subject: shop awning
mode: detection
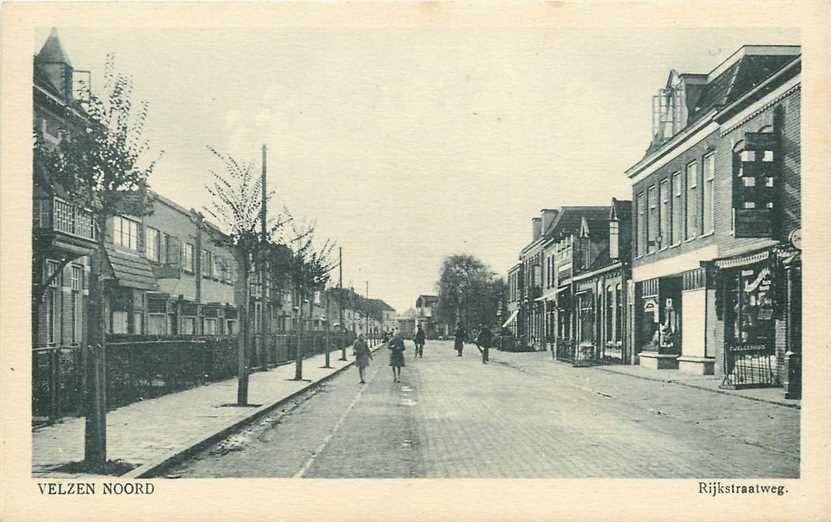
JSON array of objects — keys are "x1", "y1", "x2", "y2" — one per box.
[
  {"x1": 713, "y1": 249, "x2": 770, "y2": 270},
  {"x1": 502, "y1": 310, "x2": 519, "y2": 328},
  {"x1": 105, "y1": 246, "x2": 158, "y2": 290}
]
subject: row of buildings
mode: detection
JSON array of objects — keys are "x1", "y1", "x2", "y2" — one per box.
[
  {"x1": 32, "y1": 30, "x2": 397, "y2": 416},
  {"x1": 505, "y1": 44, "x2": 801, "y2": 396}
]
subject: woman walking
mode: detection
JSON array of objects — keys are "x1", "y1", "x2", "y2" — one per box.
[
  {"x1": 352, "y1": 333, "x2": 373, "y2": 384},
  {"x1": 414, "y1": 325, "x2": 426, "y2": 358},
  {"x1": 388, "y1": 330, "x2": 406, "y2": 382},
  {"x1": 454, "y1": 322, "x2": 466, "y2": 357}
]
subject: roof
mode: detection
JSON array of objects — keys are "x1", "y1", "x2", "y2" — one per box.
[
  {"x1": 105, "y1": 246, "x2": 159, "y2": 290},
  {"x1": 36, "y1": 28, "x2": 73, "y2": 67},
  {"x1": 543, "y1": 206, "x2": 611, "y2": 242}
]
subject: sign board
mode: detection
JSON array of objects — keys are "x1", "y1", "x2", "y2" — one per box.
[
  {"x1": 745, "y1": 132, "x2": 777, "y2": 151},
  {"x1": 734, "y1": 209, "x2": 772, "y2": 238},
  {"x1": 643, "y1": 298, "x2": 659, "y2": 322},
  {"x1": 789, "y1": 228, "x2": 802, "y2": 250}
]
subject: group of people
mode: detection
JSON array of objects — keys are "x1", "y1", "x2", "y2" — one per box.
[{"x1": 350, "y1": 322, "x2": 497, "y2": 385}]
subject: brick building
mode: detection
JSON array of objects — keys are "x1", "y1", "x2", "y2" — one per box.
[{"x1": 625, "y1": 45, "x2": 801, "y2": 394}]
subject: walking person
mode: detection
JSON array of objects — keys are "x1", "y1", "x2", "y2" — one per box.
[
  {"x1": 454, "y1": 322, "x2": 466, "y2": 357},
  {"x1": 414, "y1": 325, "x2": 426, "y2": 358},
  {"x1": 388, "y1": 329, "x2": 406, "y2": 382},
  {"x1": 352, "y1": 333, "x2": 373, "y2": 384},
  {"x1": 475, "y1": 324, "x2": 493, "y2": 364}
]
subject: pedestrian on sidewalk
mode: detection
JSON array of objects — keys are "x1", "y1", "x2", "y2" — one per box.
[
  {"x1": 388, "y1": 329, "x2": 406, "y2": 382},
  {"x1": 352, "y1": 333, "x2": 373, "y2": 384},
  {"x1": 414, "y1": 325, "x2": 426, "y2": 358},
  {"x1": 475, "y1": 324, "x2": 493, "y2": 364},
  {"x1": 454, "y1": 322, "x2": 466, "y2": 357}
]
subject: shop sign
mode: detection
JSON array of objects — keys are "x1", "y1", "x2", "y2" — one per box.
[
  {"x1": 734, "y1": 209, "x2": 773, "y2": 238},
  {"x1": 789, "y1": 228, "x2": 802, "y2": 250}
]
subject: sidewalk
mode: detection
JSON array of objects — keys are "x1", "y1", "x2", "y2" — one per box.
[
  {"x1": 595, "y1": 363, "x2": 801, "y2": 409},
  {"x1": 32, "y1": 347, "x2": 366, "y2": 479}
]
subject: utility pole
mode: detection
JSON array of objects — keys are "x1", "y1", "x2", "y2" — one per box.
[
  {"x1": 323, "y1": 282, "x2": 331, "y2": 368},
  {"x1": 365, "y1": 280, "x2": 370, "y2": 343},
  {"x1": 339, "y1": 247, "x2": 347, "y2": 360}
]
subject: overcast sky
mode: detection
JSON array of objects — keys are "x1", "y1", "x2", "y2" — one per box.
[{"x1": 36, "y1": 25, "x2": 799, "y2": 312}]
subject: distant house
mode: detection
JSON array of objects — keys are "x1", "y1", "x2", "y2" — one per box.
[{"x1": 415, "y1": 294, "x2": 447, "y2": 338}]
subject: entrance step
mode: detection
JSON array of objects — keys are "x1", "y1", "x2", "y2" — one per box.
[
  {"x1": 677, "y1": 356, "x2": 715, "y2": 375},
  {"x1": 638, "y1": 351, "x2": 679, "y2": 370}
]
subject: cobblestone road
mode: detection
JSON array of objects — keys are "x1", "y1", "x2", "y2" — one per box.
[{"x1": 171, "y1": 341, "x2": 799, "y2": 478}]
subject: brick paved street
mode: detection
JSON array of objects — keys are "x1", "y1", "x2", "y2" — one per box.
[{"x1": 171, "y1": 341, "x2": 799, "y2": 478}]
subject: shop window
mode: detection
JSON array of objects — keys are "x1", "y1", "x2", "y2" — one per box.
[
  {"x1": 685, "y1": 161, "x2": 698, "y2": 239},
  {"x1": 606, "y1": 286, "x2": 615, "y2": 343},
  {"x1": 672, "y1": 172, "x2": 683, "y2": 245},
  {"x1": 615, "y1": 284, "x2": 623, "y2": 343},
  {"x1": 578, "y1": 293, "x2": 594, "y2": 343},
  {"x1": 728, "y1": 265, "x2": 775, "y2": 346}
]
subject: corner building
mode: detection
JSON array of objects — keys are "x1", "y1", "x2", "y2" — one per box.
[{"x1": 625, "y1": 45, "x2": 801, "y2": 393}]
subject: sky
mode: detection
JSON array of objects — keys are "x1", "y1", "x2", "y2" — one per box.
[{"x1": 35, "y1": 25, "x2": 799, "y2": 313}]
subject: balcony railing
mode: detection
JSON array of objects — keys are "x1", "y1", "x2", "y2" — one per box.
[{"x1": 33, "y1": 196, "x2": 97, "y2": 242}]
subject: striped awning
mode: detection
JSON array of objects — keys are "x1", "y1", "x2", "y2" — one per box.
[{"x1": 713, "y1": 249, "x2": 770, "y2": 270}]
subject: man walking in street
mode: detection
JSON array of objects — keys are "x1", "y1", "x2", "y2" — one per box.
[
  {"x1": 387, "y1": 329, "x2": 406, "y2": 383},
  {"x1": 454, "y1": 322, "x2": 466, "y2": 357},
  {"x1": 414, "y1": 325, "x2": 426, "y2": 358},
  {"x1": 475, "y1": 324, "x2": 493, "y2": 364}
]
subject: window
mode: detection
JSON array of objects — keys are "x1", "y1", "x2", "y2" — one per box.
[
  {"x1": 146, "y1": 227, "x2": 160, "y2": 262},
  {"x1": 659, "y1": 179, "x2": 670, "y2": 249},
  {"x1": 201, "y1": 249, "x2": 212, "y2": 277},
  {"x1": 647, "y1": 185, "x2": 658, "y2": 254},
  {"x1": 111, "y1": 311, "x2": 128, "y2": 334},
  {"x1": 133, "y1": 312, "x2": 143, "y2": 335},
  {"x1": 181, "y1": 317, "x2": 195, "y2": 335},
  {"x1": 147, "y1": 314, "x2": 166, "y2": 335},
  {"x1": 205, "y1": 318, "x2": 217, "y2": 335},
  {"x1": 214, "y1": 256, "x2": 222, "y2": 281},
  {"x1": 606, "y1": 286, "x2": 614, "y2": 343},
  {"x1": 636, "y1": 192, "x2": 646, "y2": 257},
  {"x1": 609, "y1": 221, "x2": 619, "y2": 259},
  {"x1": 686, "y1": 161, "x2": 698, "y2": 239},
  {"x1": 226, "y1": 320, "x2": 236, "y2": 335},
  {"x1": 672, "y1": 172, "x2": 683, "y2": 245},
  {"x1": 113, "y1": 216, "x2": 139, "y2": 250},
  {"x1": 71, "y1": 266, "x2": 83, "y2": 344},
  {"x1": 183, "y1": 243, "x2": 194, "y2": 273},
  {"x1": 703, "y1": 154, "x2": 715, "y2": 234}
]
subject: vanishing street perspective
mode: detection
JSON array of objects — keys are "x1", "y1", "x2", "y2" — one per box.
[{"x1": 32, "y1": 28, "x2": 801, "y2": 479}]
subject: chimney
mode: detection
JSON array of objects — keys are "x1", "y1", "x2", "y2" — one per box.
[
  {"x1": 532, "y1": 217, "x2": 542, "y2": 241},
  {"x1": 541, "y1": 209, "x2": 558, "y2": 235}
]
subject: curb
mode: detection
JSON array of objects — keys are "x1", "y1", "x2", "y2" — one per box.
[
  {"x1": 594, "y1": 366, "x2": 801, "y2": 410},
  {"x1": 123, "y1": 345, "x2": 379, "y2": 479}
]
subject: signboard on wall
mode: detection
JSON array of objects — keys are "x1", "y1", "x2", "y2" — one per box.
[
  {"x1": 733, "y1": 132, "x2": 778, "y2": 238},
  {"x1": 734, "y1": 208, "x2": 773, "y2": 237}
]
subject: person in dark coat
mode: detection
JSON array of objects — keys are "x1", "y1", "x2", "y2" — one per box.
[
  {"x1": 388, "y1": 330, "x2": 406, "y2": 382},
  {"x1": 475, "y1": 324, "x2": 493, "y2": 364},
  {"x1": 414, "y1": 325, "x2": 426, "y2": 358},
  {"x1": 454, "y1": 322, "x2": 466, "y2": 357},
  {"x1": 352, "y1": 333, "x2": 373, "y2": 384}
]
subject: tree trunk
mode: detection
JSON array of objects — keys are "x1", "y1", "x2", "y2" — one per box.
[
  {"x1": 294, "y1": 288, "x2": 304, "y2": 380},
  {"x1": 237, "y1": 261, "x2": 250, "y2": 405},
  {"x1": 84, "y1": 230, "x2": 108, "y2": 469}
]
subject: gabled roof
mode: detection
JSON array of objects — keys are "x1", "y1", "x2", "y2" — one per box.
[{"x1": 543, "y1": 206, "x2": 611, "y2": 242}]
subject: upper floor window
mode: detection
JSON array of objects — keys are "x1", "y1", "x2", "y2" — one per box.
[
  {"x1": 113, "y1": 216, "x2": 139, "y2": 251},
  {"x1": 201, "y1": 249, "x2": 212, "y2": 278},
  {"x1": 183, "y1": 243, "x2": 194, "y2": 273},
  {"x1": 659, "y1": 179, "x2": 670, "y2": 249},
  {"x1": 609, "y1": 220, "x2": 620, "y2": 260},
  {"x1": 146, "y1": 227, "x2": 160, "y2": 262},
  {"x1": 672, "y1": 172, "x2": 683, "y2": 245},
  {"x1": 686, "y1": 161, "x2": 699, "y2": 240},
  {"x1": 703, "y1": 153, "x2": 715, "y2": 234},
  {"x1": 636, "y1": 192, "x2": 646, "y2": 257},
  {"x1": 647, "y1": 185, "x2": 658, "y2": 254}
]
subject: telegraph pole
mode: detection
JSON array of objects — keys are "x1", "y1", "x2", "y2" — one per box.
[{"x1": 260, "y1": 144, "x2": 268, "y2": 369}]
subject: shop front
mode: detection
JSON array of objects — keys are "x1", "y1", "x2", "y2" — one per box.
[
  {"x1": 635, "y1": 275, "x2": 682, "y2": 369},
  {"x1": 710, "y1": 245, "x2": 801, "y2": 391}
]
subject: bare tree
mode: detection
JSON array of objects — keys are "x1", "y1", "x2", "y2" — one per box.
[
  {"x1": 33, "y1": 55, "x2": 162, "y2": 470},
  {"x1": 204, "y1": 147, "x2": 289, "y2": 405}
]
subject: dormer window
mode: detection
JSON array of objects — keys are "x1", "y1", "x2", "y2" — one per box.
[
  {"x1": 609, "y1": 220, "x2": 620, "y2": 260},
  {"x1": 652, "y1": 72, "x2": 686, "y2": 142}
]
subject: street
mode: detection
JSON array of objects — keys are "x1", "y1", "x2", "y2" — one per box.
[{"x1": 169, "y1": 341, "x2": 799, "y2": 478}]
